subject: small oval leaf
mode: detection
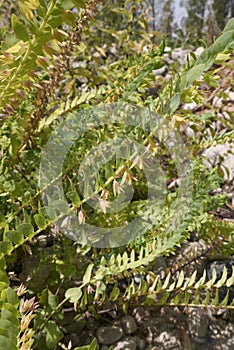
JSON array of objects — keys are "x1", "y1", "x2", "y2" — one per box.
[
  {"x1": 11, "y1": 14, "x2": 29, "y2": 41},
  {"x1": 16, "y1": 223, "x2": 34, "y2": 238},
  {"x1": 65, "y1": 287, "x2": 82, "y2": 303},
  {"x1": 5, "y1": 230, "x2": 24, "y2": 245},
  {"x1": 34, "y1": 214, "x2": 47, "y2": 229}
]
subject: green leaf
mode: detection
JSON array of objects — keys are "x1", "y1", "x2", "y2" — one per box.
[
  {"x1": 45, "y1": 321, "x2": 63, "y2": 349},
  {"x1": 0, "y1": 335, "x2": 18, "y2": 349},
  {"x1": 0, "y1": 282, "x2": 9, "y2": 292},
  {"x1": 5, "y1": 230, "x2": 24, "y2": 245},
  {"x1": 82, "y1": 264, "x2": 94, "y2": 285},
  {"x1": 65, "y1": 287, "x2": 82, "y2": 303},
  {"x1": 221, "y1": 290, "x2": 229, "y2": 306},
  {"x1": 74, "y1": 338, "x2": 98, "y2": 350},
  {"x1": 39, "y1": 289, "x2": 58, "y2": 313},
  {"x1": 0, "y1": 215, "x2": 7, "y2": 230},
  {"x1": 29, "y1": 0, "x2": 40, "y2": 7},
  {"x1": 62, "y1": 10, "x2": 77, "y2": 26},
  {"x1": 185, "y1": 64, "x2": 205, "y2": 86},
  {"x1": 167, "y1": 92, "x2": 181, "y2": 115},
  {"x1": 34, "y1": 214, "x2": 47, "y2": 229},
  {"x1": 159, "y1": 291, "x2": 170, "y2": 304},
  {"x1": 11, "y1": 14, "x2": 29, "y2": 42},
  {"x1": 0, "y1": 272, "x2": 9, "y2": 285},
  {"x1": 71, "y1": 0, "x2": 86, "y2": 9},
  {"x1": 223, "y1": 17, "x2": 234, "y2": 32},
  {"x1": 18, "y1": 2, "x2": 33, "y2": 20},
  {"x1": 46, "y1": 206, "x2": 57, "y2": 222},
  {"x1": 36, "y1": 5, "x2": 47, "y2": 18},
  {"x1": 202, "y1": 289, "x2": 210, "y2": 306},
  {"x1": 0, "y1": 242, "x2": 13, "y2": 255},
  {"x1": 16, "y1": 223, "x2": 34, "y2": 238},
  {"x1": 0, "y1": 319, "x2": 19, "y2": 340},
  {"x1": 109, "y1": 282, "x2": 120, "y2": 302},
  {"x1": 1, "y1": 304, "x2": 20, "y2": 325},
  {"x1": 3, "y1": 288, "x2": 19, "y2": 307},
  {"x1": 66, "y1": 191, "x2": 81, "y2": 207},
  {"x1": 23, "y1": 210, "x2": 32, "y2": 224}
]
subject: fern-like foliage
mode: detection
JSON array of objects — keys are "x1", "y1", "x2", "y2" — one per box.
[
  {"x1": 0, "y1": 1, "x2": 234, "y2": 349},
  {"x1": 0, "y1": 0, "x2": 81, "y2": 108},
  {"x1": 0, "y1": 1, "x2": 103, "y2": 349}
]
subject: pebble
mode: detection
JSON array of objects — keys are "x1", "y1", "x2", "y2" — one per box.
[
  {"x1": 121, "y1": 315, "x2": 138, "y2": 335},
  {"x1": 202, "y1": 142, "x2": 234, "y2": 181},
  {"x1": 112, "y1": 337, "x2": 137, "y2": 350},
  {"x1": 133, "y1": 336, "x2": 146, "y2": 349},
  {"x1": 63, "y1": 332, "x2": 80, "y2": 347},
  {"x1": 96, "y1": 326, "x2": 123, "y2": 345},
  {"x1": 132, "y1": 307, "x2": 150, "y2": 324},
  {"x1": 188, "y1": 309, "x2": 209, "y2": 337},
  {"x1": 152, "y1": 66, "x2": 167, "y2": 76},
  {"x1": 152, "y1": 256, "x2": 167, "y2": 279},
  {"x1": 155, "y1": 330, "x2": 183, "y2": 349},
  {"x1": 192, "y1": 336, "x2": 207, "y2": 344}
]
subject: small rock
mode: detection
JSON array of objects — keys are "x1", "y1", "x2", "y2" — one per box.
[
  {"x1": 207, "y1": 261, "x2": 233, "y2": 281},
  {"x1": 112, "y1": 337, "x2": 137, "y2": 350},
  {"x1": 132, "y1": 307, "x2": 150, "y2": 324},
  {"x1": 144, "y1": 317, "x2": 171, "y2": 342},
  {"x1": 202, "y1": 142, "x2": 234, "y2": 181},
  {"x1": 97, "y1": 326, "x2": 123, "y2": 345},
  {"x1": 171, "y1": 48, "x2": 190, "y2": 64},
  {"x1": 212, "y1": 96, "x2": 223, "y2": 107},
  {"x1": 152, "y1": 66, "x2": 167, "y2": 76},
  {"x1": 185, "y1": 126, "x2": 195, "y2": 137},
  {"x1": 222, "y1": 111, "x2": 232, "y2": 121},
  {"x1": 152, "y1": 256, "x2": 167, "y2": 279},
  {"x1": 195, "y1": 46, "x2": 204, "y2": 56},
  {"x1": 192, "y1": 336, "x2": 207, "y2": 344},
  {"x1": 108, "y1": 310, "x2": 118, "y2": 319},
  {"x1": 63, "y1": 332, "x2": 80, "y2": 347},
  {"x1": 188, "y1": 309, "x2": 209, "y2": 337},
  {"x1": 62, "y1": 311, "x2": 77, "y2": 327},
  {"x1": 227, "y1": 90, "x2": 234, "y2": 101},
  {"x1": 113, "y1": 320, "x2": 122, "y2": 328},
  {"x1": 133, "y1": 336, "x2": 145, "y2": 349},
  {"x1": 121, "y1": 315, "x2": 138, "y2": 335},
  {"x1": 183, "y1": 101, "x2": 197, "y2": 110},
  {"x1": 155, "y1": 330, "x2": 183, "y2": 349}
]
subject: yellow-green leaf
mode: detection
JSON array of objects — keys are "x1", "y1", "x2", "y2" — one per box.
[
  {"x1": 5, "y1": 230, "x2": 24, "y2": 245},
  {"x1": 66, "y1": 191, "x2": 81, "y2": 207},
  {"x1": 176, "y1": 270, "x2": 184, "y2": 289},
  {"x1": 71, "y1": 0, "x2": 86, "y2": 9},
  {"x1": 162, "y1": 272, "x2": 171, "y2": 290},
  {"x1": 17, "y1": 223, "x2": 34, "y2": 238},
  {"x1": 11, "y1": 14, "x2": 29, "y2": 42},
  {"x1": 34, "y1": 214, "x2": 47, "y2": 229},
  {"x1": 62, "y1": 10, "x2": 77, "y2": 26},
  {"x1": 0, "y1": 241, "x2": 13, "y2": 255},
  {"x1": 65, "y1": 287, "x2": 82, "y2": 303},
  {"x1": 26, "y1": 0, "x2": 40, "y2": 9},
  {"x1": 226, "y1": 267, "x2": 234, "y2": 288},
  {"x1": 215, "y1": 266, "x2": 228, "y2": 288},
  {"x1": 83, "y1": 264, "x2": 94, "y2": 285},
  {"x1": 18, "y1": 2, "x2": 34, "y2": 20}
]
